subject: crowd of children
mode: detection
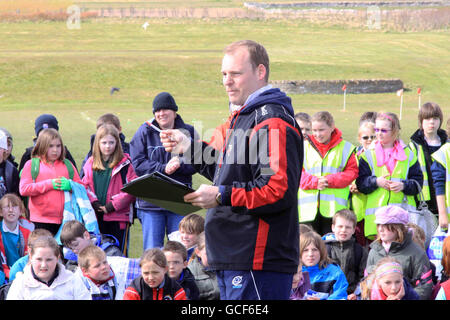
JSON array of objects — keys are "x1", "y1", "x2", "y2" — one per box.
[
  {"x1": 0, "y1": 107, "x2": 219, "y2": 300},
  {"x1": 0, "y1": 97, "x2": 450, "y2": 300},
  {"x1": 294, "y1": 101, "x2": 450, "y2": 300}
]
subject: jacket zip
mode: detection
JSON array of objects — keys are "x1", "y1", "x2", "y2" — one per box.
[{"x1": 306, "y1": 135, "x2": 330, "y2": 207}]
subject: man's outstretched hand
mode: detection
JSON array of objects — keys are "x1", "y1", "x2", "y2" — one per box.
[{"x1": 160, "y1": 129, "x2": 190, "y2": 154}]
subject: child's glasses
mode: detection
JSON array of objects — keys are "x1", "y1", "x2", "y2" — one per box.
[
  {"x1": 374, "y1": 128, "x2": 392, "y2": 133},
  {"x1": 362, "y1": 135, "x2": 376, "y2": 140},
  {"x1": 1, "y1": 205, "x2": 19, "y2": 211}
]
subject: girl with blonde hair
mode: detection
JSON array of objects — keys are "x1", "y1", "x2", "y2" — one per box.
[
  {"x1": 82, "y1": 124, "x2": 137, "y2": 256},
  {"x1": 361, "y1": 256, "x2": 419, "y2": 300}
]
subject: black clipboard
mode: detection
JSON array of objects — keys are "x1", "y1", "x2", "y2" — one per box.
[{"x1": 121, "y1": 171, "x2": 200, "y2": 215}]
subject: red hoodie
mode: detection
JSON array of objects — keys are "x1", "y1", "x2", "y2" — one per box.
[{"x1": 300, "y1": 128, "x2": 358, "y2": 190}]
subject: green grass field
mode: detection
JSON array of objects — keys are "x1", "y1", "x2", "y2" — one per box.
[{"x1": 0, "y1": 14, "x2": 448, "y2": 257}]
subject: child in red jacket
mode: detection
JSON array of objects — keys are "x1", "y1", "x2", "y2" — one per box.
[{"x1": 123, "y1": 248, "x2": 187, "y2": 300}]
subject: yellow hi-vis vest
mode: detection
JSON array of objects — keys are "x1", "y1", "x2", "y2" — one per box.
[
  {"x1": 298, "y1": 139, "x2": 355, "y2": 223},
  {"x1": 431, "y1": 142, "x2": 450, "y2": 219},
  {"x1": 409, "y1": 141, "x2": 431, "y2": 201},
  {"x1": 362, "y1": 145, "x2": 417, "y2": 238}
]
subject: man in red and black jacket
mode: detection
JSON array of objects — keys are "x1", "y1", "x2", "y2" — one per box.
[{"x1": 161, "y1": 40, "x2": 303, "y2": 300}]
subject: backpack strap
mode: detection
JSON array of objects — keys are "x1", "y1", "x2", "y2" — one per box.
[
  {"x1": 119, "y1": 163, "x2": 129, "y2": 185},
  {"x1": 63, "y1": 159, "x2": 74, "y2": 180},
  {"x1": 31, "y1": 157, "x2": 40, "y2": 182},
  {"x1": 31, "y1": 158, "x2": 74, "y2": 182}
]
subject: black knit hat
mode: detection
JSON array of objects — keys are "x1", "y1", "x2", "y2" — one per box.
[
  {"x1": 35, "y1": 114, "x2": 59, "y2": 136},
  {"x1": 152, "y1": 92, "x2": 178, "y2": 113}
]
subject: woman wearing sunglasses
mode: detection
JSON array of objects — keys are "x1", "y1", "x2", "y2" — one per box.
[
  {"x1": 410, "y1": 102, "x2": 447, "y2": 217},
  {"x1": 355, "y1": 112, "x2": 423, "y2": 239}
]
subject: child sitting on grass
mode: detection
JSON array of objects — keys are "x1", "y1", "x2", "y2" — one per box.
[
  {"x1": 322, "y1": 209, "x2": 368, "y2": 300},
  {"x1": 163, "y1": 240, "x2": 199, "y2": 300},
  {"x1": 60, "y1": 220, "x2": 123, "y2": 271},
  {"x1": 169, "y1": 213, "x2": 205, "y2": 261},
  {"x1": 0, "y1": 193, "x2": 32, "y2": 281},
  {"x1": 187, "y1": 232, "x2": 220, "y2": 300},
  {"x1": 123, "y1": 248, "x2": 187, "y2": 300},
  {"x1": 301, "y1": 230, "x2": 348, "y2": 300},
  {"x1": 76, "y1": 245, "x2": 119, "y2": 300},
  {"x1": 360, "y1": 256, "x2": 419, "y2": 300},
  {"x1": 6, "y1": 236, "x2": 91, "y2": 300}
]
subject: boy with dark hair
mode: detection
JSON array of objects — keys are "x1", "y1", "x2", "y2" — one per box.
[
  {"x1": 163, "y1": 240, "x2": 199, "y2": 300},
  {"x1": 60, "y1": 220, "x2": 123, "y2": 271},
  {"x1": 410, "y1": 102, "x2": 447, "y2": 216},
  {"x1": 322, "y1": 209, "x2": 368, "y2": 300}
]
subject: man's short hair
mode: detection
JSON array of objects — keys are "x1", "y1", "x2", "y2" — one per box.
[{"x1": 224, "y1": 40, "x2": 270, "y2": 82}]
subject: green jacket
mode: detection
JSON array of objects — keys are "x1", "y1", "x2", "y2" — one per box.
[{"x1": 366, "y1": 232, "x2": 432, "y2": 300}]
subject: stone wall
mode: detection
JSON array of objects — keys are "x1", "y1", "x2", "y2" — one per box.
[
  {"x1": 270, "y1": 79, "x2": 404, "y2": 94},
  {"x1": 245, "y1": 1, "x2": 450, "y2": 8}
]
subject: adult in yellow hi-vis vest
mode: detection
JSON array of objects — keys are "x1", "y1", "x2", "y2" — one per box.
[
  {"x1": 431, "y1": 141, "x2": 450, "y2": 230},
  {"x1": 356, "y1": 112, "x2": 423, "y2": 239},
  {"x1": 410, "y1": 102, "x2": 447, "y2": 217},
  {"x1": 299, "y1": 111, "x2": 358, "y2": 235}
]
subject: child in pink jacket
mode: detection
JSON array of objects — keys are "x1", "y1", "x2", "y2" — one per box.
[
  {"x1": 82, "y1": 124, "x2": 137, "y2": 256},
  {"x1": 19, "y1": 128, "x2": 81, "y2": 235}
]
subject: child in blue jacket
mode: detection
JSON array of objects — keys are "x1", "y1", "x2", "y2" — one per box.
[{"x1": 300, "y1": 230, "x2": 348, "y2": 300}]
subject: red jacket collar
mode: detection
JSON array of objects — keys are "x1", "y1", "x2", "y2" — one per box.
[
  {"x1": 83, "y1": 269, "x2": 115, "y2": 287},
  {"x1": 308, "y1": 128, "x2": 343, "y2": 157}
]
